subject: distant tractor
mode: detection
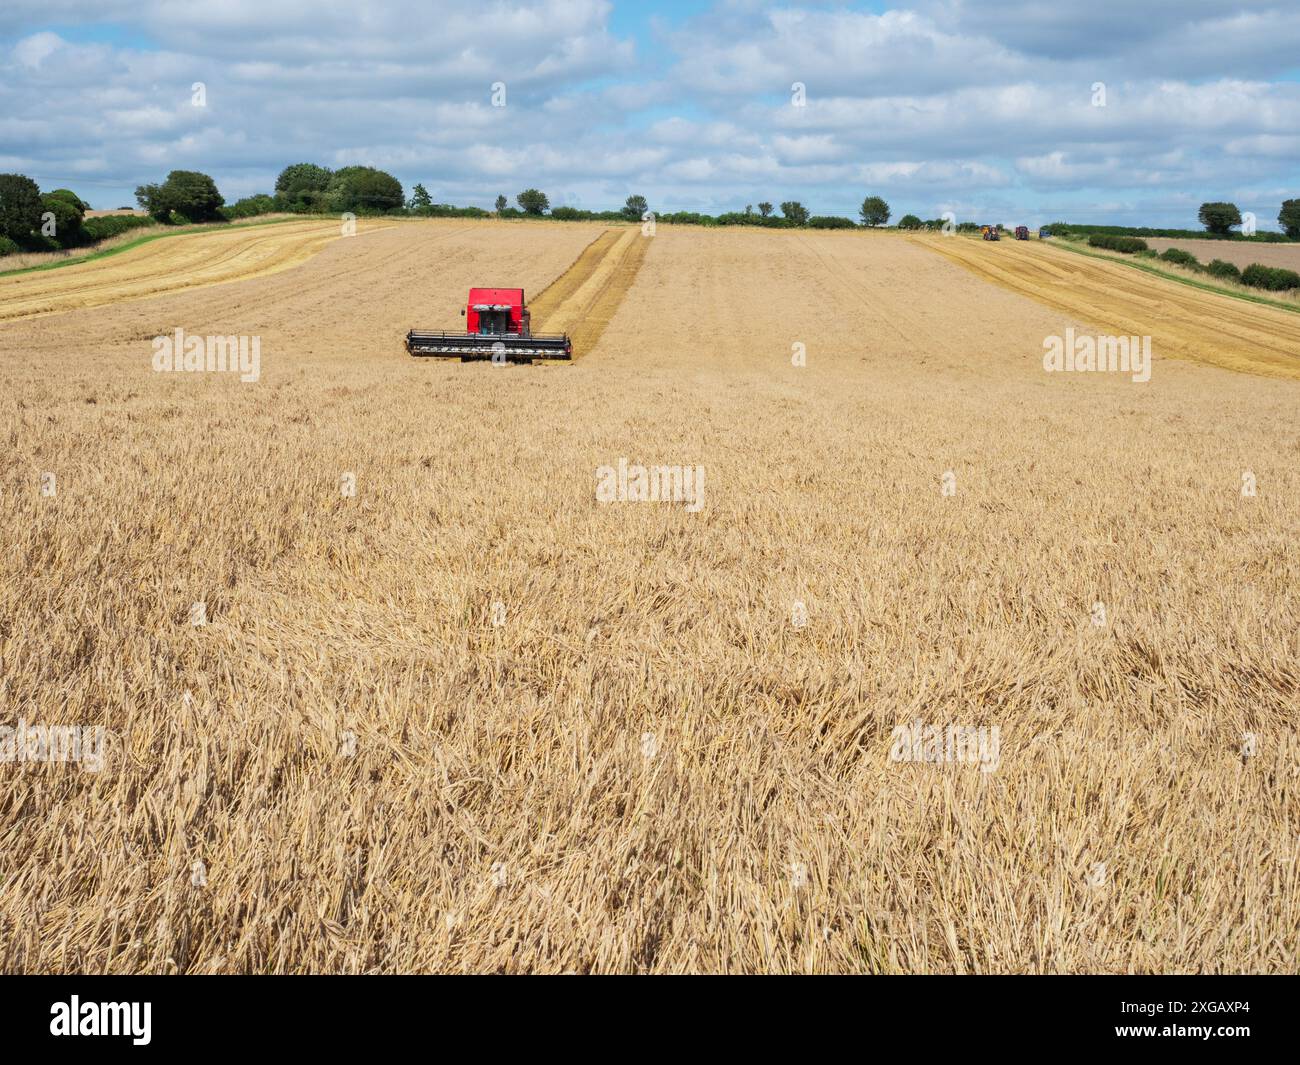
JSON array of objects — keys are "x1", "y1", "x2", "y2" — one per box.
[
  {"x1": 1014, "y1": 226, "x2": 1030, "y2": 240},
  {"x1": 1039, "y1": 227, "x2": 1052, "y2": 239},
  {"x1": 406, "y1": 287, "x2": 572, "y2": 363},
  {"x1": 981, "y1": 225, "x2": 1000, "y2": 241}
]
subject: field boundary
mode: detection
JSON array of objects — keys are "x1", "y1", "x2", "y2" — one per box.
[
  {"x1": 0, "y1": 216, "x2": 309, "y2": 280},
  {"x1": 913, "y1": 231, "x2": 1300, "y2": 379},
  {"x1": 1047, "y1": 238, "x2": 1300, "y2": 317},
  {"x1": 0, "y1": 219, "x2": 397, "y2": 322}
]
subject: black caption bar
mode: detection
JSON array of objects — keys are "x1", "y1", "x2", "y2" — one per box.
[{"x1": 0, "y1": 974, "x2": 1290, "y2": 1053}]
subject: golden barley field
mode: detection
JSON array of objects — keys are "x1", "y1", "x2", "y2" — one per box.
[
  {"x1": 914, "y1": 233, "x2": 1300, "y2": 378},
  {"x1": 0, "y1": 218, "x2": 1297, "y2": 973},
  {"x1": 0, "y1": 218, "x2": 391, "y2": 322}
]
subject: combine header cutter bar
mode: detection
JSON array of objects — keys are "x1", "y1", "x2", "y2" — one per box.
[
  {"x1": 406, "y1": 287, "x2": 572, "y2": 364},
  {"x1": 405, "y1": 330, "x2": 571, "y2": 362}
]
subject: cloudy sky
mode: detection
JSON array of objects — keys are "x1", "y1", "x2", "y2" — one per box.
[{"x1": 2, "y1": 0, "x2": 1298, "y2": 228}]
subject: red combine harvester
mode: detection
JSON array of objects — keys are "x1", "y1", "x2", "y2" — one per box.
[{"x1": 406, "y1": 288, "x2": 571, "y2": 363}]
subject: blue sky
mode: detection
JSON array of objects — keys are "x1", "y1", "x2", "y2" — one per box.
[{"x1": 2, "y1": 1, "x2": 1298, "y2": 229}]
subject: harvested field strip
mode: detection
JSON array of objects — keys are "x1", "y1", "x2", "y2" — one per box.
[
  {"x1": 0, "y1": 219, "x2": 393, "y2": 322},
  {"x1": 912, "y1": 233, "x2": 1300, "y2": 379},
  {"x1": 529, "y1": 227, "x2": 648, "y2": 356},
  {"x1": 0, "y1": 215, "x2": 305, "y2": 279},
  {"x1": 1046, "y1": 238, "x2": 1300, "y2": 316}
]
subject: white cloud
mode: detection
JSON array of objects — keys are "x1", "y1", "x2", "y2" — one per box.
[
  {"x1": 12, "y1": 31, "x2": 63, "y2": 66},
  {"x1": 0, "y1": 2, "x2": 1295, "y2": 227}
]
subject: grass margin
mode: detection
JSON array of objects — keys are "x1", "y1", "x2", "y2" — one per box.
[
  {"x1": 1047, "y1": 237, "x2": 1300, "y2": 317},
  {"x1": 0, "y1": 216, "x2": 314, "y2": 280}
]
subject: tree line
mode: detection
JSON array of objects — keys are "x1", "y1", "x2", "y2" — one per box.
[
  {"x1": 0, "y1": 175, "x2": 102, "y2": 255},
  {"x1": 6, "y1": 161, "x2": 1298, "y2": 259},
  {"x1": 1052, "y1": 201, "x2": 1300, "y2": 242},
  {"x1": 1198, "y1": 201, "x2": 1300, "y2": 239},
  {"x1": 0, "y1": 164, "x2": 907, "y2": 257}
]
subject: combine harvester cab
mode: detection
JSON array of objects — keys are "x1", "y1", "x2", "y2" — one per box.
[{"x1": 406, "y1": 287, "x2": 572, "y2": 363}]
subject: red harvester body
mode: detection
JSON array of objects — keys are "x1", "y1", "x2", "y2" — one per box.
[{"x1": 465, "y1": 287, "x2": 528, "y2": 336}]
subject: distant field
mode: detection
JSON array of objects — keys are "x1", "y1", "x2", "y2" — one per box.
[
  {"x1": 1144, "y1": 238, "x2": 1300, "y2": 272},
  {"x1": 0, "y1": 218, "x2": 392, "y2": 321},
  {"x1": 914, "y1": 233, "x2": 1300, "y2": 378}
]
